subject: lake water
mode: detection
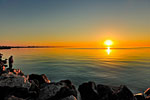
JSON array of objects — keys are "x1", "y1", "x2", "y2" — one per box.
[{"x1": 0, "y1": 47, "x2": 150, "y2": 93}]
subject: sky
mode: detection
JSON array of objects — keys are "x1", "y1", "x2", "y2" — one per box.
[{"x1": 0, "y1": 0, "x2": 150, "y2": 48}]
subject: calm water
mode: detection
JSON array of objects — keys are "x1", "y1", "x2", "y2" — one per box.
[{"x1": 0, "y1": 48, "x2": 150, "y2": 93}]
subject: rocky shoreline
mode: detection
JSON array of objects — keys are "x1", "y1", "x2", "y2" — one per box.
[{"x1": 0, "y1": 68, "x2": 149, "y2": 100}]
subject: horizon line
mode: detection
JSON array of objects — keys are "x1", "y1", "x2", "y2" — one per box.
[{"x1": 0, "y1": 46, "x2": 150, "y2": 49}]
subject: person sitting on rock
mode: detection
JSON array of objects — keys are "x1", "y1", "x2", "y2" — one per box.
[{"x1": 9, "y1": 56, "x2": 13, "y2": 70}]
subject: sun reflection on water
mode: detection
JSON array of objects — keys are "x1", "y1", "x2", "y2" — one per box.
[{"x1": 106, "y1": 47, "x2": 111, "y2": 55}]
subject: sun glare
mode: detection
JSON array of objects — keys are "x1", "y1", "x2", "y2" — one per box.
[{"x1": 104, "y1": 40, "x2": 113, "y2": 46}]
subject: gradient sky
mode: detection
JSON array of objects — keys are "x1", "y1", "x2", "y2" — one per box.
[{"x1": 0, "y1": 0, "x2": 150, "y2": 47}]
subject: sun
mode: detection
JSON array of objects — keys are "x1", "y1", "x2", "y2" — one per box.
[{"x1": 104, "y1": 40, "x2": 113, "y2": 46}]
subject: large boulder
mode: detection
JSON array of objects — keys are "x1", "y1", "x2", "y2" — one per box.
[
  {"x1": 29, "y1": 74, "x2": 50, "y2": 85},
  {"x1": 97, "y1": 84, "x2": 113, "y2": 100},
  {"x1": 0, "y1": 72, "x2": 31, "y2": 99},
  {"x1": 37, "y1": 80, "x2": 77, "y2": 100},
  {"x1": 78, "y1": 81, "x2": 99, "y2": 100},
  {"x1": 0, "y1": 72, "x2": 31, "y2": 89},
  {"x1": 113, "y1": 85, "x2": 136, "y2": 100}
]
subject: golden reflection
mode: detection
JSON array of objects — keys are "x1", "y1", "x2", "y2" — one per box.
[{"x1": 106, "y1": 47, "x2": 111, "y2": 55}]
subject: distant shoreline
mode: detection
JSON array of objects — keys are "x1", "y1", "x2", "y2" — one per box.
[
  {"x1": 0, "y1": 46, "x2": 150, "y2": 50},
  {"x1": 0, "y1": 46, "x2": 68, "y2": 50}
]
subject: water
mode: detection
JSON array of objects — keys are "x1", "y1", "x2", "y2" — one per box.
[{"x1": 0, "y1": 47, "x2": 150, "y2": 93}]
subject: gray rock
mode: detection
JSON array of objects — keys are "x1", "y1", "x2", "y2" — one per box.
[
  {"x1": 38, "y1": 83, "x2": 67, "y2": 100},
  {"x1": 38, "y1": 80, "x2": 77, "y2": 100},
  {"x1": 0, "y1": 72, "x2": 31, "y2": 89}
]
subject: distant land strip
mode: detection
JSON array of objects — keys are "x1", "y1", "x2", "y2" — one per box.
[
  {"x1": 0, "y1": 46, "x2": 68, "y2": 49},
  {"x1": 0, "y1": 46, "x2": 150, "y2": 50}
]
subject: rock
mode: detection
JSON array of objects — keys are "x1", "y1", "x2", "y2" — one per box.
[
  {"x1": 145, "y1": 88, "x2": 150, "y2": 96},
  {"x1": 134, "y1": 93, "x2": 145, "y2": 100},
  {"x1": 29, "y1": 79, "x2": 40, "y2": 91},
  {"x1": 78, "y1": 81, "x2": 99, "y2": 100},
  {"x1": 0, "y1": 72, "x2": 31, "y2": 89},
  {"x1": 59, "y1": 80, "x2": 77, "y2": 98},
  {"x1": 37, "y1": 83, "x2": 63, "y2": 100},
  {"x1": 12, "y1": 69, "x2": 24, "y2": 76},
  {"x1": 60, "y1": 80, "x2": 73, "y2": 87},
  {"x1": 50, "y1": 87, "x2": 77, "y2": 100},
  {"x1": 60, "y1": 95, "x2": 77, "y2": 100},
  {"x1": 97, "y1": 84, "x2": 113, "y2": 100},
  {"x1": 114, "y1": 85, "x2": 136, "y2": 100},
  {"x1": 0, "y1": 72, "x2": 32, "y2": 99},
  {"x1": 37, "y1": 80, "x2": 77, "y2": 100},
  {"x1": 79, "y1": 82, "x2": 136, "y2": 100},
  {"x1": 29, "y1": 74, "x2": 50, "y2": 85},
  {"x1": 0, "y1": 86, "x2": 30, "y2": 99},
  {"x1": 5, "y1": 95, "x2": 25, "y2": 100},
  {"x1": 29, "y1": 79, "x2": 40, "y2": 99}
]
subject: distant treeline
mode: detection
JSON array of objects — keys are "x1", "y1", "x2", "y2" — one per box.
[
  {"x1": 0, "y1": 46, "x2": 11, "y2": 49},
  {"x1": 0, "y1": 46, "x2": 67, "y2": 49}
]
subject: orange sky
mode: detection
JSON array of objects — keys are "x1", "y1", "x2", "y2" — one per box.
[{"x1": 0, "y1": 0, "x2": 150, "y2": 48}]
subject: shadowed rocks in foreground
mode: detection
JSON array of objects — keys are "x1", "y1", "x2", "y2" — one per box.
[
  {"x1": 0, "y1": 70, "x2": 150, "y2": 100},
  {"x1": 78, "y1": 82, "x2": 136, "y2": 100},
  {"x1": 0, "y1": 70, "x2": 77, "y2": 100}
]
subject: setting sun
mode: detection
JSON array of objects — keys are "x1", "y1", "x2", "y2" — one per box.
[{"x1": 104, "y1": 40, "x2": 113, "y2": 46}]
